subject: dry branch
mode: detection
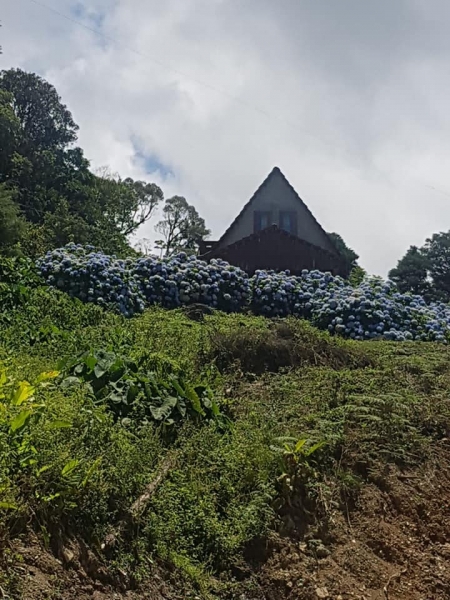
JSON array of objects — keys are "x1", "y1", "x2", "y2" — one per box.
[{"x1": 101, "y1": 453, "x2": 175, "y2": 552}]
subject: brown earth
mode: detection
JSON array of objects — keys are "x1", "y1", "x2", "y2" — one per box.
[
  {"x1": 255, "y1": 440, "x2": 450, "y2": 600},
  {"x1": 2, "y1": 440, "x2": 450, "y2": 600}
]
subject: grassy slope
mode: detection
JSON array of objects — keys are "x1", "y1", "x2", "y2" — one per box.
[{"x1": 1, "y1": 288, "x2": 450, "y2": 598}]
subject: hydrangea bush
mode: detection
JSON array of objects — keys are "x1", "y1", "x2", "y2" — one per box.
[
  {"x1": 37, "y1": 244, "x2": 450, "y2": 343},
  {"x1": 133, "y1": 253, "x2": 250, "y2": 312}
]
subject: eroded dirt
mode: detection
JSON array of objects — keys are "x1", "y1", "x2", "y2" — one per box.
[
  {"x1": 255, "y1": 440, "x2": 450, "y2": 600},
  {"x1": 2, "y1": 441, "x2": 450, "y2": 600}
]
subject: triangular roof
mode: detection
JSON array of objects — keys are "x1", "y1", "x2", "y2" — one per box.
[{"x1": 217, "y1": 166, "x2": 338, "y2": 256}]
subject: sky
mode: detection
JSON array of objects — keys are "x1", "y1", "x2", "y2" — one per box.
[{"x1": 2, "y1": 0, "x2": 450, "y2": 275}]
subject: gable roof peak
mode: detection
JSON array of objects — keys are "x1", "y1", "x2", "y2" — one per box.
[{"x1": 215, "y1": 166, "x2": 340, "y2": 258}]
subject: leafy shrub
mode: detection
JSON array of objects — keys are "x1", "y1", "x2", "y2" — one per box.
[
  {"x1": 0, "y1": 256, "x2": 40, "y2": 312},
  {"x1": 59, "y1": 349, "x2": 224, "y2": 430},
  {"x1": 143, "y1": 421, "x2": 277, "y2": 572},
  {"x1": 133, "y1": 253, "x2": 250, "y2": 312},
  {"x1": 0, "y1": 366, "x2": 99, "y2": 515},
  {"x1": 37, "y1": 243, "x2": 250, "y2": 317}
]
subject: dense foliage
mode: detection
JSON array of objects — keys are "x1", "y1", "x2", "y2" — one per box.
[
  {"x1": 36, "y1": 244, "x2": 450, "y2": 342},
  {"x1": 0, "y1": 69, "x2": 208, "y2": 259},
  {"x1": 389, "y1": 231, "x2": 450, "y2": 302},
  {"x1": 327, "y1": 231, "x2": 359, "y2": 271},
  {"x1": 37, "y1": 243, "x2": 251, "y2": 315},
  {"x1": 60, "y1": 349, "x2": 223, "y2": 430},
  {"x1": 0, "y1": 184, "x2": 26, "y2": 256}
]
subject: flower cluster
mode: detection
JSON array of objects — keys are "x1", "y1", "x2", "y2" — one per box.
[
  {"x1": 37, "y1": 244, "x2": 145, "y2": 317},
  {"x1": 133, "y1": 253, "x2": 250, "y2": 312},
  {"x1": 37, "y1": 245, "x2": 450, "y2": 343},
  {"x1": 37, "y1": 244, "x2": 250, "y2": 316},
  {"x1": 252, "y1": 270, "x2": 450, "y2": 342}
]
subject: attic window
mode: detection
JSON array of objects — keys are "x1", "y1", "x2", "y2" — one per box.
[
  {"x1": 279, "y1": 211, "x2": 297, "y2": 235},
  {"x1": 254, "y1": 211, "x2": 272, "y2": 232}
]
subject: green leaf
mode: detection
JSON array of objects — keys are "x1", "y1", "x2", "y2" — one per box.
[
  {"x1": 37, "y1": 465, "x2": 52, "y2": 476},
  {"x1": 177, "y1": 398, "x2": 187, "y2": 418},
  {"x1": 184, "y1": 383, "x2": 205, "y2": 416},
  {"x1": 94, "y1": 364, "x2": 107, "y2": 379},
  {"x1": 47, "y1": 420, "x2": 72, "y2": 429},
  {"x1": 60, "y1": 376, "x2": 81, "y2": 390},
  {"x1": 74, "y1": 364, "x2": 85, "y2": 376},
  {"x1": 84, "y1": 353, "x2": 97, "y2": 371},
  {"x1": 294, "y1": 439, "x2": 307, "y2": 453},
  {"x1": 42, "y1": 493, "x2": 61, "y2": 503},
  {"x1": 82, "y1": 457, "x2": 102, "y2": 487},
  {"x1": 171, "y1": 378, "x2": 185, "y2": 397},
  {"x1": 93, "y1": 351, "x2": 116, "y2": 377},
  {"x1": 0, "y1": 501, "x2": 17, "y2": 511},
  {"x1": 305, "y1": 441, "x2": 327, "y2": 456},
  {"x1": 35, "y1": 371, "x2": 60, "y2": 384},
  {"x1": 10, "y1": 410, "x2": 32, "y2": 432},
  {"x1": 209, "y1": 398, "x2": 221, "y2": 417},
  {"x1": 11, "y1": 381, "x2": 35, "y2": 405},
  {"x1": 150, "y1": 396, "x2": 178, "y2": 421},
  {"x1": 61, "y1": 459, "x2": 80, "y2": 477}
]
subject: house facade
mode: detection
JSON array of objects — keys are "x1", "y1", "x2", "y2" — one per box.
[{"x1": 199, "y1": 167, "x2": 348, "y2": 276}]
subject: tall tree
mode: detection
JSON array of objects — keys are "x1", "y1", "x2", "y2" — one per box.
[
  {"x1": 422, "y1": 232, "x2": 450, "y2": 300},
  {"x1": 155, "y1": 196, "x2": 210, "y2": 257},
  {"x1": 92, "y1": 170, "x2": 163, "y2": 237},
  {"x1": 0, "y1": 90, "x2": 21, "y2": 175},
  {"x1": 388, "y1": 234, "x2": 450, "y2": 302},
  {"x1": 388, "y1": 245, "x2": 430, "y2": 296},
  {"x1": 0, "y1": 69, "x2": 176, "y2": 257},
  {"x1": 0, "y1": 68, "x2": 78, "y2": 150}
]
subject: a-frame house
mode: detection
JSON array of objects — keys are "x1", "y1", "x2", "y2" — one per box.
[{"x1": 199, "y1": 167, "x2": 348, "y2": 276}]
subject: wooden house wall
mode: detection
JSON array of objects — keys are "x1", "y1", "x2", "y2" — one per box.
[{"x1": 203, "y1": 228, "x2": 348, "y2": 277}]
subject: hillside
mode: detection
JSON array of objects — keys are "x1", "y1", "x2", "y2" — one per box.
[{"x1": 1, "y1": 284, "x2": 450, "y2": 599}]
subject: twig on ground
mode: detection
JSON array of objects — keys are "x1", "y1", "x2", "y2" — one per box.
[
  {"x1": 383, "y1": 565, "x2": 408, "y2": 599},
  {"x1": 101, "y1": 453, "x2": 175, "y2": 551}
]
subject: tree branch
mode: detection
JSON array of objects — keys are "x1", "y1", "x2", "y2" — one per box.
[{"x1": 101, "y1": 454, "x2": 175, "y2": 552}]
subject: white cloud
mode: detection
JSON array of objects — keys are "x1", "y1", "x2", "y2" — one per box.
[{"x1": 3, "y1": 0, "x2": 450, "y2": 274}]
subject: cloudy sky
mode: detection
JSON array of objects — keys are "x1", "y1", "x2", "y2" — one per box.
[{"x1": 2, "y1": 0, "x2": 450, "y2": 275}]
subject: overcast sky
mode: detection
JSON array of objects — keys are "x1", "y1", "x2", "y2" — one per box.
[{"x1": 2, "y1": 0, "x2": 450, "y2": 275}]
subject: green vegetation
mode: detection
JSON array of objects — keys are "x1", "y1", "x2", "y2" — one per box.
[
  {"x1": 1, "y1": 270, "x2": 450, "y2": 598},
  {"x1": 0, "y1": 68, "x2": 208, "y2": 259},
  {"x1": 389, "y1": 231, "x2": 450, "y2": 302}
]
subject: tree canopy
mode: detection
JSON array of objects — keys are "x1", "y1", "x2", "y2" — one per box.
[
  {"x1": 155, "y1": 196, "x2": 210, "y2": 257},
  {"x1": 0, "y1": 69, "x2": 79, "y2": 150},
  {"x1": 328, "y1": 232, "x2": 359, "y2": 271},
  {"x1": 0, "y1": 68, "x2": 206, "y2": 258},
  {"x1": 388, "y1": 232, "x2": 450, "y2": 302},
  {"x1": 0, "y1": 184, "x2": 26, "y2": 256}
]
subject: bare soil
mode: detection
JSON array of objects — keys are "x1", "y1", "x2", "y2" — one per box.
[
  {"x1": 255, "y1": 440, "x2": 450, "y2": 600},
  {"x1": 2, "y1": 440, "x2": 450, "y2": 600}
]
